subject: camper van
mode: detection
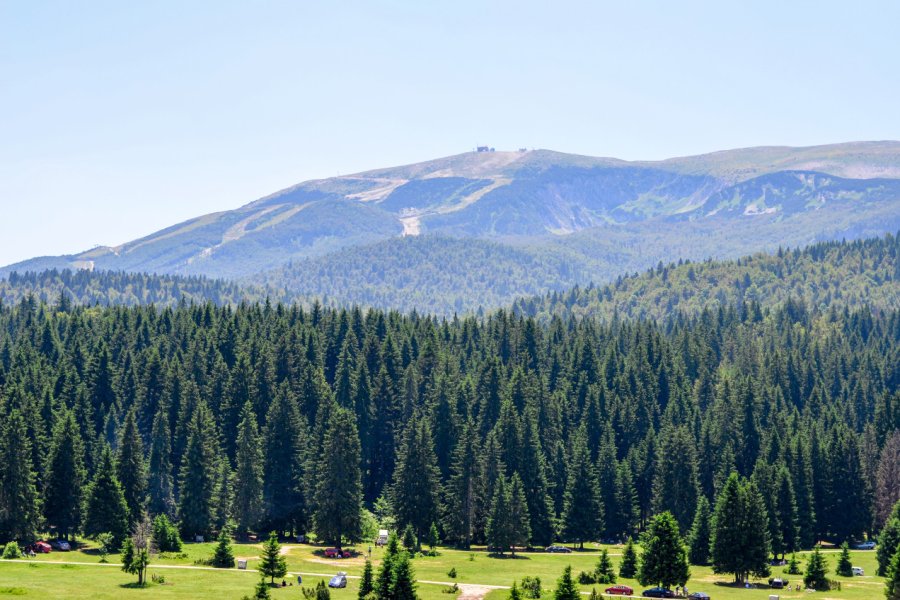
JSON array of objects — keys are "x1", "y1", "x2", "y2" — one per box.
[{"x1": 376, "y1": 530, "x2": 389, "y2": 546}]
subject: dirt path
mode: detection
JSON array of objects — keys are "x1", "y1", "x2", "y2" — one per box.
[{"x1": 455, "y1": 583, "x2": 505, "y2": 600}]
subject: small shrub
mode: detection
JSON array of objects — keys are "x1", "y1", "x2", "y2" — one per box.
[
  {"x1": 447, "y1": 567, "x2": 457, "y2": 579},
  {"x1": 468, "y1": 553, "x2": 475, "y2": 562},
  {"x1": 2, "y1": 543, "x2": 23, "y2": 559},
  {"x1": 151, "y1": 573, "x2": 166, "y2": 584},
  {"x1": 520, "y1": 576, "x2": 541, "y2": 599},
  {"x1": 577, "y1": 571, "x2": 596, "y2": 584},
  {"x1": 785, "y1": 552, "x2": 802, "y2": 575},
  {"x1": 443, "y1": 584, "x2": 459, "y2": 594}
]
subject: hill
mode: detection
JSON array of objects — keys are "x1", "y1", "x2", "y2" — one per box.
[
  {"x1": 3, "y1": 142, "x2": 900, "y2": 293},
  {"x1": 513, "y1": 232, "x2": 900, "y2": 321}
]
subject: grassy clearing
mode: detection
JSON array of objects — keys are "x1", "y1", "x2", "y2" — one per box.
[{"x1": 0, "y1": 541, "x2": 885, "y2": 600}]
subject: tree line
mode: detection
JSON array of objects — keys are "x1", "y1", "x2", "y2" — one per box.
[{"x1": 0, "y1": 294, "x2": 898, "y2": 566}]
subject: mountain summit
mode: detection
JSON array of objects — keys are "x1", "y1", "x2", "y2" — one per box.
[{"x1": 4, "y1": 141, "x2": 900, "y2": 312}]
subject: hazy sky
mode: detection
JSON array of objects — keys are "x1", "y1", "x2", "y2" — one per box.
[{"x1": 1, "y1": 0, "x2": 898, "y2": 267}]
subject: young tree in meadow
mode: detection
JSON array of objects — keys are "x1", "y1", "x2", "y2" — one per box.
[
  {"x1": 554, "y1": 566, "x2": 580, "y2": 600},
  {"x1": 116, "y1": 409, "x2": 147, "y2": 526},
  {"x1": 232, "y1": 401, "x2": 264, "y2": 537},
  {"x1": 213, "y1": 522, "x2": 236, "y2": 568},
  {"x1": 638, "y1": 511, "x2": 690, "y2": 590},
  {"x1": 594, "y1": 549, "x2": 616, "y2": 584},
  {"x1": 43, "y1": 409, "x2": 85, "y2": 541},
  {"x1": 258, "y1": 531, "x2": 287, "y2": 585},
  {"x1": 375, "y1": 533, "x2": 401, "y2": 600},
  {"x1": 836, "y1": 541, "x2": 853, "y2": 577},
  {"x1": 120, "y1": 516, "x2": 151, "y2": 586},
  {"x1": 359, "y1": 559, "x2": 374, "y2": 600},
  {"x1": 619, "y1": 537, "x2": 638, "y2": 579},
  {"x1": 804, "y1": 545, "x2": 829, "y2": 590},
  {"x1": 886, "y1": 547, "x2": 900, "y2": 600},
  {"x1": 313, "y1": 407, "x2": 363, "y2": 548},
  {"x1": 0, "y1": 409, "x2": 41, "y2": 542},
  {"x1": 390, "y1": 551, "x2": 417, "y2": 600},
  {"x1": 83, "y1": 444, "x2": 129, "y2": 548}
]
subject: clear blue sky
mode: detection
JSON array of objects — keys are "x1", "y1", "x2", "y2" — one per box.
[{"x1": 1, "y1": 0, "x2": 898, "y2": 267}]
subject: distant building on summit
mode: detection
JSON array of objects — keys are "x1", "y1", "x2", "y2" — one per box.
[{"x1": 476, "y1": 146, "x2": 495, "y2": 152}]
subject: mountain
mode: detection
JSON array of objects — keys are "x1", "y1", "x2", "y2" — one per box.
[
  {"x1": 513, "y1": 232, "x2": 900, "y2": 322},
  {"x1": 4, "y1": 141, "x2": 900, "y2": 312}
]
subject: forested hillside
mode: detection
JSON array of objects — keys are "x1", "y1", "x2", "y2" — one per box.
[
  {"x1": 0, "y1": 269, "x2": 270, "y2": 308},
  {"x1": 1, "y1": 295, "x2": 898, "y2": 562},
  {"x1": 514, "y1": 233, "x2": 900, "y2": 322}
]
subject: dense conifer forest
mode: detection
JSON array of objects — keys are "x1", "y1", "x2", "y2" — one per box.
[{"x1": 1, "y1": 291, "x2": 899, "y2": 568}]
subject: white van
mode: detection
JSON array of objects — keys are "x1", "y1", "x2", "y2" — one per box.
[{"x1": 852, "y1": 566, "x2": 864, "y2": 576}]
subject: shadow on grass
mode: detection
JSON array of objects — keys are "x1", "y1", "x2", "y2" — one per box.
[
  {"x1": 486, "y1": 553, "x2": 531, "y2": 560},
  {"x1": 119, "y1": 582, "x2": 151, "y2": 589}
]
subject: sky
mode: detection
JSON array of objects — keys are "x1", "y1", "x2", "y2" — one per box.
[{"x1": 1, "y1": 0, "x2": 899, "y2": 267}]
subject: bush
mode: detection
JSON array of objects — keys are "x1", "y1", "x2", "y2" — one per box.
[
  {"x1": 152, "y1": 514, "x2": 182, "y2": 552},
  {"x1": 785, "y1": 553, "x2": 802, "y2": 575},
  {"x1": 520, "y1": 576, "x2": 542, "y2": 599},
  {"x1": 151, "y1": 573, "x2": 166, "y2": 584},
  {"x1": 2, "y1": 543, "x2": 23, "y2": 559},
  {"x1": 443, "y1": 584, "x2": 459, "y2": 594},
  {"x1": 577, "y1": 571, "x2": 596, "y2": 584},
  {"x1": 447, "y1": 567, "x2": 457, "y2": 579}
]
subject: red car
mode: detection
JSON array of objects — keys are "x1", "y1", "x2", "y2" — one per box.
[
  {"x1": 605, "y1": 585, "x2": 634, "y2": 596},
  {"x1": 324, "y1": 548, "x2": 351, "y2": 558},
  {"x1": 29, "y1": 541, "x2": 52, "y2": 554}
]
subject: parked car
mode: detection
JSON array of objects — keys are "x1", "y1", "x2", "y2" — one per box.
[
  {"x1": 29, "y1": 541, "x2": 52, "y2": 554},
  {"x1": 852, "y1": 566, "x2": 865, "y2": 576},
  {"x1": 642, "y1": 588, "x2": 675, "y2": 598},
  {"x1": 328, "y1": 572, "x2": 348, "y2": 588},
  {"x1": 687, "y1": 593, "x2": 710, "y2": 600},
  {"x1": 545, "y1": 545, "x2": 572, "y2": 553},
  {"x1": 604, "y1": 584, "x2": 634, "y2": 595},
  {"x1": 853, "y1": 541, "x2": 876, "y2": 550},
  {"x1": 324, "y1": 548, "x2": 351, "y2": 558},
  {"x1": 50, "y1": 539, "x2": 71, "y2": 551},
  {"x1": 769, "y1": 578, "x2": 787, "y2": 589}
]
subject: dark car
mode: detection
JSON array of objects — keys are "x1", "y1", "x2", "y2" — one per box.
[
  {"x1": 688, "y1": 593, "x2": 710, "y2": 600},
  {"x1": 545, "y1": 545, "x2": 572, "y2": 553},
  {"x1": 768, "y1": 578, "x2": 787, "y2": 589},
  {"x1": 605, "y1": 585, "x2": 634, "y2": 595},
  {"x1": 642, "y1": 588, "x2": 675, "y2": 598},
  {"x1": 328, "y1": 572, "x2": 348, "y2": 588},
  {"x1": 49, "y1": 539, "x2": 71, "y2": 551}
]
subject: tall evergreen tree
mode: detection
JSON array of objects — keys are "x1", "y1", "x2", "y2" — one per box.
[
  {"x1": 177, "y1": 400, "x2": 219, "y2": 539},
  {"x1": 83, "y1": 444, "x2": 129, "y2": 548},
  {"x1": 688, "y1": 496, "x2": 712, "y2": 566},
  {"x1": 116, "y1": 409, "x2": 147, "y2": 526},
  {"x1": 638, "y1": 511, "x2": 690, "y2": 590},
  {"x1": 0, "y1": 409, "x2": 41, "y2": 542},
  {"x1": 710, "y1": 473, "x2": 771, "y2": 584},
  {"x1": 258, "y1": 531, "x2": 287, "y2": 585},
  {"x1": 313, "y1": 407, "x2": 363, "y2": 548},
  {"x1": 147, "y1": 407, "x2": 175, "y2": 518},
  {"x1": 392, "y1": 419, "x2": 440, "y2": 546},
  {"x1": 653, "y1": 426, "x2": 700, "y2": 533},
  {"x1": 43, "y1": 409, "x2": 85, "y2": 540},
  {"x1": 443, "y1": 423, "x2": 481, "y2": 548},
  {"x1": 262, "y1": 384, "x2": 307, "y2": 536},
  {"x1": 232, "y1": 401, "x2": 264, "y2": 536},
  {"x1": 561, "y1": 430, "x2": 602, "y2": 548}
]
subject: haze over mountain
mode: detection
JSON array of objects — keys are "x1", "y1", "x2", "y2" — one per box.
[{"x1": 4, "y1": 141, "x2": 900, "y2": 313}]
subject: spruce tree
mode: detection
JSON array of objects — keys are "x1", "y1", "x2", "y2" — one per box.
[
  {"x1": 43, "y1": 409, "x2": 85, "y2": 540},
  {"x1": 836, "y1": 541, "x2": 853, "y2": 577},
  {"x1": 554, "y1": 566, "x2": 579, "y2": 600},
  {"x1": 152, "y1": 514, "x2": 182, "y2": 552},
  {"x1": 391, "y1": 551, "x2": 417, "y2": 600},
  {"x1": 561, "y1": 430, "x2": 602, "y2": 548},
  {"x1": 375, "y1": 533, "x2": 401, "y2": 600},
  {"x1": 147, "y1": 408, "x2": 175, "y2": 518},
  {"x1": 507, "y1": 474, "x2": 532, "y2": 555},
  {"x1": 879, "y1": 501, "x2": 900, "y2": 576},
  {"x1": 593, "y1": 549, "x2": 616, "y2": 584},
  {"x1": 116, "y1": 409, "x2": 147, "y2": 526},
  {"x1": 313, "y1": 407, "x2": 363, "y2": 548},
  {"x1": 804, "y1": 545, "x2": 829, "y2": 590},
  {"x1": 83, "y1": 445, "x2": 129, "y2": 548},
  {"x1": 177, "y1": 401, "x2": 219, "y2": 539},
  {"x1": 653, "y1": 426, "x2": 700, "y2": 533},
  {"x1": 258, "y1": 531, "x2": 287, "y2": 585},
  {"x1": 711, "y1": 472, "x2": 770, "y2": 583},
  {"x1": 232, "y1": 401, "x2": 264, "y2": 537},
  {"x1": 638, "y1": 511, "x2": 690, "y2": 589},
  {"x1": 619, "y1": 537, "x2": 638, "y2": 579},
  {"x1": 688, "y1": 496, "x2": 712, "y2": 566},
  {"x1": 359, "y1": 559, "x2": 374, "y2": 600},
  {"x1": 887, "y1": 547, "x2": 900, "y2": 600},
  {"x1": 392, "y1": 419, "x2": 440, "y2": 547},
  {"x1": 443, "y1": 423, "x2": 481, "y2": 548},
  {"x1": 486, "y1": 476, "x2": 512, "y2": 554},
  {"x1": 262, "y1": 384, "x2": 306, "y2": 536},
  {"x1": 0, "y1": 409, "x2": 41, "y2": 542},
  {"x1": 213, "y1": 523, "x2": 236, "y2": 568},
  {"x1": 517, "y1": 412, "x2": 555, "y2": 546}
]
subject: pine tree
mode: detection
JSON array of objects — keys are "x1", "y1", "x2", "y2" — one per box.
[
  {"x1": 152, "y1": 513, "x2": 182, "y2": 552},
  {"x1": 711, "y1": 472, "x2": 770, "y2": 583},
  {"x1": 517, "y1": 412, "x2": 555, "y2": 546},
  {"x1": 43, "y1": 409, "x2": 85, "y2": 540},
  {"x1": 486, "y1": 476, "x2": 513, "y2": 555},
  {"x1": 391, "y1": 551, "x2": 417, "y2": 600},
  {"x1": 688, "y1": 496, "x2": 712, "y2": 566},
  {"x1": 213, "y1": 523, "x2": 236, "y2": 568},
  {"x1": 637, "y1": 511, "x2": 690, "y2": 589},
  {"x1": 653, "y1": 426, "x2": 700, "y2": 533},
  {"x1": 313, "y1": 407, "x2": 363, "y2": 548},
  {"x1": 359, "y1": 559, "x2": 374, "y2": 600},
  {"x1": 507, "y1": 474, "x2": 532, "y2": 555},
  {"x1": 0, "y1": 409, "x2": 41, "y2": 542},
  {"x1": 262, "y1": 384, "x2": 306, "y2": 536},
  {"x1": 593, "y1": 549, "x2": 616, "y2": 584},
  {"x1": 375, "y1": 533, "x2": 401, "y2": 600},
  {"x1": 258, "y1": 531, "x2": 287, "y2": 585},
  {"x1": 804, "y1": 545, "x2": 829, "y2": 590},
  {"x1": 561, "y1": 430, "x2": 602, "y2": 548},
  {"x1": 147, "y1": 408, "x2": 176, "y2": 518},
  {"x1": 116, "y1": 409, "x2": 147, "y2": 526},
  {"x1": 232, "y1": 401, "x2": 264, "y2": 536},
  {"x1": 392, "y1": 419, "x2": 441, "y2": 547},
  {"x1": 619, "y1": 537, "x2": 638, "y2": 579},
  {"x1": 83, "y1": 444, "x2": 129, "y2": 548},
  {"x1": 879, "y1": 501, "x2": 900, "y2": 576},
  {"x1": 178, "y1": 401, "x2": 220, "y2": 539},
  {"x1": 443, "y1": 423, "x2": 481, "y2": 548},
  {"x1": 836, "y1": 541, "x2": 853, "y2": 577},
  {"x1": 554, "y1": 566, "x2": 579, "y2": 600}
]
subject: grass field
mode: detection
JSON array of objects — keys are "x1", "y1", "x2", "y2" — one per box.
[{"x1": 0, "y1": 540, "x2": 887, "y2": 600}]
